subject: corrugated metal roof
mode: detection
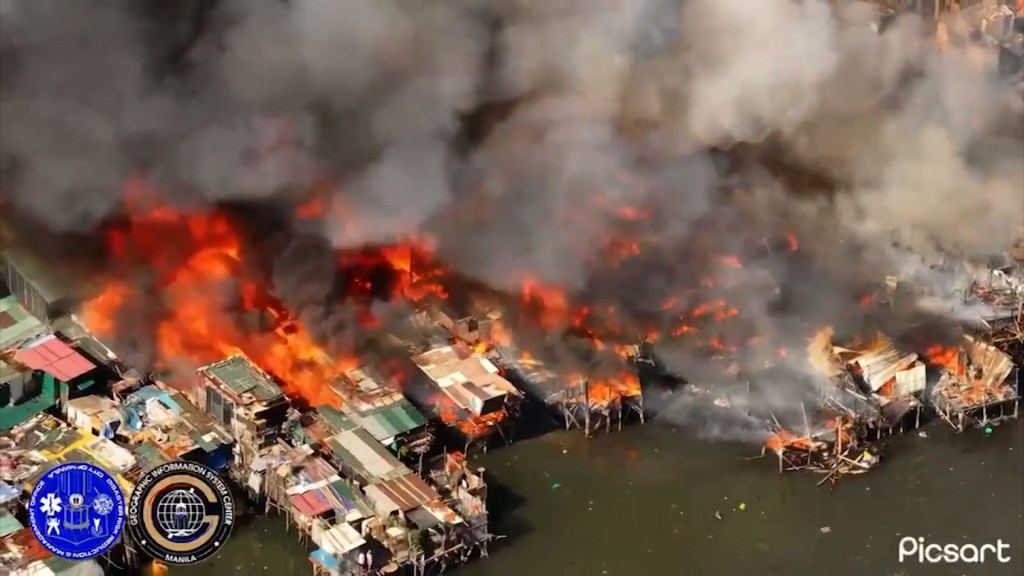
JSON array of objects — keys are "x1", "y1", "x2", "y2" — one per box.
[
  {"x1": 0, "y1": 296, "x2": 46, "y2": 349},
  {"x1": 320, "y1": 522, "x2": 366, "y2": 555},
  {"x1": 328, "y1": 428, "x2": 407, "y2": 482},
  {"x1": 0, "y1": 507, "x2": 23, "y2": 537},
  {"x1": 851, "y1": 334, "x2": 919, "y2": 392},
  {"x1": 15, "y1": 335, "x2": 96, "y2": 382},
  {"x1": 200, "y1": 355, "x2": 283, "y2": 402},
  {"x1": 322, "y1": 402, "x2": 427, "y2": 443},
  {"x1": 318, "y1": 406, "x2": 360, "y2": 433},
  {"x1": 372, "y1": 401, "x2": 423, "y2": 432},
  {"x1": 289, "y1": 480, "x2": 362, "y2": 518},
  {"x1": 290, "y1": 490, "x2": 334, "y2": 517},
  {"x1": 967, "y1": 336, "x2": 1015, "y2": 390},
  {"x1": 364, "y1": 473, "x2": 440, "y2": 513},
  {"x1": 411, "y1": 344, "x2": 519, "y2": 414}
]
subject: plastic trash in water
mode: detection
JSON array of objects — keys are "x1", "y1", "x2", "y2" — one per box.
[
  {"x1": 551, "y1": 482, "x2": 562, "y2": 490},
  {"x1": 984, "y1": 426, "x2": 994, "y2": 435}
]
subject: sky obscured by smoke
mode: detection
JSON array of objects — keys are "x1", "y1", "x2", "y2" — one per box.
[{"x1": 1, "y1": 0, "x2": 1022, "y2": 438}]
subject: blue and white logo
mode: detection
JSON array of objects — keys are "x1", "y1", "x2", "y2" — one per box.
[{"x1": 28, "y1": 462, "x2": 126, "y2": 560}]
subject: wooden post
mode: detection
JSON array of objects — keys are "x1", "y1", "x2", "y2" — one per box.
[
  {"x1": 583, "y1": 381, "x2": 592, "y2": 438},
  {"x1": 836, "y1": 417, "x2": 842, "y2": 456}
]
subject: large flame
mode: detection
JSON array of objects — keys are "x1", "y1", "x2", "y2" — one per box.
[
  {"x1": 81, "y1": 182, "x2": 358, "y2": 406},
  {"x1": 81, "y1": 180, "x2": 812, "y2": 414}
]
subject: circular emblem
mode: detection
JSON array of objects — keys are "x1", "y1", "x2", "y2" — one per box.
[
  {"x1": 126, "y1": 461, "x2": 234, "y2": 565},
  {"x1": 28, "y1": 462, "x2": 126, "y2": 560}
]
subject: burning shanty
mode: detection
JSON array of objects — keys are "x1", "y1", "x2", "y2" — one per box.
[
  {"x1": 808, "y1": 328, "x2": 928, "y2": 437},
  {"x1": 409, "y1": 344, "x2": 522, "y2": 452},
  {"x1": 411, "y1": 294, "x2": 649, "y2": 438},
  {"x1": 930, "y1": 336, "x2": 1020, "y2": 431},
  {"x1": 755, "y1": 326, "x2": 936, "y2": 485}
]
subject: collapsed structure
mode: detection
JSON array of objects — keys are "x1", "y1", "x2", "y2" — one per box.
[
  {"x1": 809, "y1": 328, "x2": 928, "y2": 437},
  {"x1": 931, "y1": 335, "x2": 1020, "y2": 431}
]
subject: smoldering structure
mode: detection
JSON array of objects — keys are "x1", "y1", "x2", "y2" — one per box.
[{"x1": 1, "y1": 3, "x2": 1024, "y2": 573}]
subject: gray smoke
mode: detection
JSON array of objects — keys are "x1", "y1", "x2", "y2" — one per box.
[{"x1": 2, "y1": 0, "x2": 1022, "y2": 440}]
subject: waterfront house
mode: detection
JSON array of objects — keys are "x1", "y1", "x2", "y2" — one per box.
[
  {"x1": 408, "y1": 343, "x2": 522, "y2": 451},
  {"x1": 196, "y1": 355, "x2": 291, "y2": 468},
  {"x1": 326, "y1": 365, "x2": 434, "y2": 458}
]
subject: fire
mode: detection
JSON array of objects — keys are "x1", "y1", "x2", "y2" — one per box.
[
  {"x1": 519, "y1": 276, "x2": 570, "y2": 329},
  {"x1": 81, "y1": 187, "x2": 356, "y2": 407},
  {"x1": 80, "y1": 176, "x2": 799, "y2": 418},
  {"x1": 784, "y1": 232, "x2": 799, "y2": 252},
  {"x1": 79, "y1": 281, "x2": 130, "y2": 336},
  {"x1": 764, "y1": 429, "x2": 813, "y2": 453},
  {"x1": 924, "y1": 344, "x2": 960, "y2": 374},
  {"x1": 587, "y1": 372, "x2": 642, "y2": 405},
  {"x1": 720, "y1": 255, "x2": 743, "y2": 268},
  {"x1": 432, "y1": 393, "x2": 508, "y2": 439}
]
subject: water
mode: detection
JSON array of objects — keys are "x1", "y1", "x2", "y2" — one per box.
[{"x1": 181, "y1": 420, "x2": 1024, "y2": 576}]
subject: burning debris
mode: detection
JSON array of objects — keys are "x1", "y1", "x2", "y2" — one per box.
[
  {"x1": 931, "y1": 335, "x2": 1021, "y2": 431},
  {"x1": 809, "y1": 328, "x2": 928, "y2": 437},
  {"x1": 762, "y1": 405, "x2": 881, "y2": 486}
]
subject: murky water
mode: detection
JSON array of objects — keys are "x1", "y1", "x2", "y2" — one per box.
[{"x1": 180, "y1": 420, "x2": 1023, "y2": 576}]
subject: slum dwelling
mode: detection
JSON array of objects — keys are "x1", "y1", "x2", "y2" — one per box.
[
  {"x1": 410, "y1": 292, "x2": 646, "y2": 438},
  {"x1": 194, "y1": 355, "x2": 292, "y2": 472},
  {"x1": 326, "y1": 365, "x2": 434, "y2": 464},
  {"x1": 962, "y1": 263, "x2": 1024, "y2": 362},
  {"x1": 317, "y1": 424, "x2": 491, "y2": 574},
  {"x1": 409, "y1": 343, "x2": 522, "y2": 453},
  {"x1": 808, "y1": 327, "x2": 928, "y2": 439},
  {"x1": 1, "y1": 294, "x2": 104, "y2": 433},
  {"x1": 102, "y1": 380, "x2": 234, "y2": 470},
  {"x1": 930, "y1": 335, "x2": 1020, "y2": 431},
  {"x1": 69, "y1": 186, "x2": 775, "y2": 450}
]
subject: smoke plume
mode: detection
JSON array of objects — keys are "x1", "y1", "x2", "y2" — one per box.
[{"x1": 1, "y1": 0, "x2": 1022, "y2": 440}]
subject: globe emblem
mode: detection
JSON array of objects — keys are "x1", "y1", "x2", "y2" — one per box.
[
  {"x1": 92, "y1": 494, "x2": 115, "y2": 515},
  {"x1": 156, "y1": 488, "x2": 206, "y2": 539}
]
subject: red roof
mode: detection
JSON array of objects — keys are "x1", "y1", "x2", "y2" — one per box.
[
  {"x1": 15, "y1": 335, "x2": 96, "y2": 382},
  {"x1": 289, "y1": 490, "x2": 333, "y2": 518}
]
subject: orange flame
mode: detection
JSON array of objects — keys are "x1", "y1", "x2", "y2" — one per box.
[
  {"x1": 432, "y1": 393, "x2": 508, "y2": 439},
  {"x1": 81, "y1": 185, "x2": 355, "y2": 407},
  {"x1": 924, "y1": 344, "x2": 959, "y2": 375}
]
